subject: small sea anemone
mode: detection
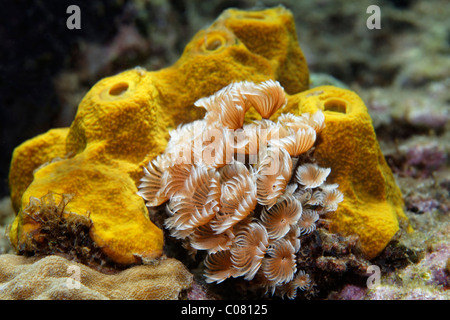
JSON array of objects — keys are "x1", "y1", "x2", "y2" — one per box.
[
  {"x1": 304, "y1": 110, "x2": 326, "y2": 133},
  {"x1": 256, "y1": 147, "x2": 293, "y2": 208},
  {"x1": 241, "y1": 80, "x2": 287, "y2": 119},
  {"x1": 320, "y1": 184, "x2": 345, "y2": 213},
  {"x1": 204, "y1": 250, "x2": 236, "y2": 283},
  {"x1": 262, "y1": 238, "x2": 297, "y2": 283},
  {"x1": 160, "y1": 163, "x2": 192, "y2": 198},
  {"x1": 211, "y1": 162, "x2": 257, "y2": 234},
  {"x1": 189, "y1": 224, "x2": 234, "y2": 253},
  {"x1": 195, "y1": 82, "x2": 248, "y2": 129},
  {"x1": 194, "y1": 125, "x2": 233, "y2": 168},
  {"x1": 298, "y1": 209, "x2": 320, "y2": 235},
  {"x1": 164, "y1": 165, "x2": 220, "y2": 234},
  {"x1": 278, "y1": 270, "x2": 311, "y2": 299},
  {"x1": 138, "y1": 80, "x2": 344, "y2": 299},
  {"x1": 278, "y1": 110, "x2": 325, "y2": 134},
  {"x1": 295, "y1": 163, "x2": 331, "y2": 189},
  {"x1": 137, "y1": 155, "x2": 170, "y2": 207},
  {"x1": 271, "y1": 126, "x2": 317, "y2": 157},
  {"x1": 217, "y1": 91, "x2": 246, "y2": 130},
  {"x1": 237, "y1": 120, "x2": 287, "y2": 156},
  {"x1": 260, "y1": 197, "x2": 302, "y2": 240},
  {"x1": 285, "y1": 225, "x2": 301, "y2": 252},
  {"x1": 231, "y1": 222, "x2": 269, "y2": 280}
]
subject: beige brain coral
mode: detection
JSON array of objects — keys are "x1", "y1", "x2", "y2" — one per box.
[{"x1": 0, "y1": 254, "x2": 193, "y2": 300}]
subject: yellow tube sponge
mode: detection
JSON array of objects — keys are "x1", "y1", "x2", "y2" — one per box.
[
  {"x1": 153, "y1": 6, "x2": 309, "y2": 126},
  {"x1": 9, "y1": 128, "x2": 69, "y2": 213},
  {"x1": 215, "y1": 7, "x2": 309, "y2": 94},
  {"x1": 10, "y1": 71, "x2": 166, "y2": 265},
  {"x1": 283, "y1": 86, "x2": 410, "y2": 259},
  {"x1": 8, "y1": 7, "x2": 309, "y2": 265}
]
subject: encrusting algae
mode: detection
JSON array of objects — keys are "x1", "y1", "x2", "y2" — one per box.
[{"x1": 7, "y1": 4, "x2": 409, "y2": 290}]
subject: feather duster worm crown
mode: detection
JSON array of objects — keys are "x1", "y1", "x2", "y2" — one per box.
[{"x1": 138, "y1": 80, "x2": 344, "y2": 299}]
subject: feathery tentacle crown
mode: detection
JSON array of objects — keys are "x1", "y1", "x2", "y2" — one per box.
[{"x1": 138, "y1": 80, "x2": 343, "y2": 299}]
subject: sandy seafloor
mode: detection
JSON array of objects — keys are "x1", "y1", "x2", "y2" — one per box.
[{"x1": 0, "y1": 0, "x2": 448, "y2": 300}]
